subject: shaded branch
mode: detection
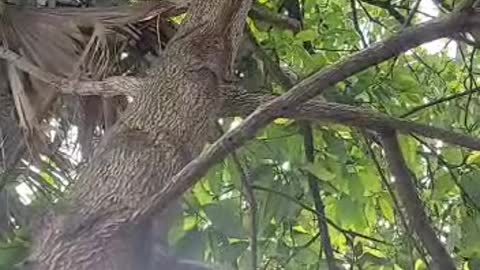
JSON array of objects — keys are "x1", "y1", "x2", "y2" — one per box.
[
  {"x1": 350, "y1": 0, "x2": 368, "y2": 47},
  {"x1": 223, "y1": 91, "x2": 480, "y2": 150},
  {"x1": 360, "y1": 0, "x2": 406, "y2": 23},
  {"x1": 216, "y1": 123, "x2": 258, "y2": 270},
  {"x1": 379, "y1": 130, "x2": 455, "y2": 270},
  {"x1": 403, "y1": 0, "x2": 423, "y2": 28},
  {"x1": 249, "y1": 4, "x2": 301, "y2": 32},
  {"x1": 302, "y1": 124, "x2": 337, "y2": 270}
]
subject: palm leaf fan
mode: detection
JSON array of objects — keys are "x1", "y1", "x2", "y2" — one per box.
[{"x1": 0, "y1": 0, "x2": 182, "y2": 156}]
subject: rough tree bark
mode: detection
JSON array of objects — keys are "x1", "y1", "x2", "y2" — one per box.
[
  {"x1": 27, "y1": 0, "x2": 252, "y2": 269},
  {"x1": 4, "y1": 3, "x2": 479, "y2": 269}
]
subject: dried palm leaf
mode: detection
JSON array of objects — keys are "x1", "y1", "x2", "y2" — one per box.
[{"x1": 0, "y1": 1, "x2": 183, "y2": 161}]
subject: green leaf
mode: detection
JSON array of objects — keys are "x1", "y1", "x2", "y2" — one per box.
[
  {"x1": 379, "y1": 194, "x2": 395, "y2": 224},
  {"x1": 458, "y1": 215, "x2": 480, "y2": 258},
  {"x1": 359, "y1": 168, "x2": 382, "y2": 195},
  {"x1": 442, "y1": 147, "x2": 464, "y2": 165},
  {"x1": 0, "y1": 241, "x2": 29, "y2": 268},
  {"x1": 219, "y1": 241, "x2": 249, "y2": 263},
  {"x1": 399, "y1": 136, "x2": 420, "y2": 174},
  {"x1": 295, "y1": 29, "x2": 317, "y2": 42},
  {"x1": 432, "y1": 172, "x2": 456, "y2": 200},
  {"x1": 364, "y1": 200, "x2": 377, "y2": 226},
  {"x1": 175, "y1": 229, "x2": 205, "y2": 261},
  {"x1": 460, "y1": 172, "x2": 480, "y2": 207},
  {"x1": 468, "y1": 258, "x2": 480, "y2": 270},
  {"x1": 336, "y1": 196, "x2": 366, "y2": 230},
  {"x1": 204, "y1": 199, "x2": 244, "y2": 238},
  {"x1": 467, "y1": 151, "x2": 480, "y2": 165},
  {"x1": 303, "y1": 163, "x2": 336, "y2": 181},
  {"x1": 348, "y1": 174, "x2": 365, "y2": 200},
  {"x1": 415, "y1": 259, "x2": 428, "y2": 270}
]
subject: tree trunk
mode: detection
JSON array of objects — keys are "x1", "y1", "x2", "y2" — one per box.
[{"x1": 27, "y1": 1, "x2": 252, "y2": 269}]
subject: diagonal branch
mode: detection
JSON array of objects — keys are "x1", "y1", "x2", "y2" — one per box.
[
  {"x1": 141, "y1": 10, "x2": 479, "y2": 226},
  {"x1": 379, "y1": 130, "x2": 455, "y2": 270},
  {"x1": 360, "y1": 0, "x2": 406, "y2": 24}
]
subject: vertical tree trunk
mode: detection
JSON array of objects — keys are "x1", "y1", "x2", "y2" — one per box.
[{"x1": 28, "y1": 1, "x2": 252, "y2": 269}]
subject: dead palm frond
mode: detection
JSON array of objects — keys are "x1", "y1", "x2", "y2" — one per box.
[
  {"x1": 0, "y1": 0, "x2": 184, "y2": 236},
  {"x1": 0, "y1": 0, "x2": 181, "y2": 154}
]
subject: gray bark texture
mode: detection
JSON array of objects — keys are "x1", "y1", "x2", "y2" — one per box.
[{"x1": 26, "y1": 0, "x2": 252, "y2": 269}]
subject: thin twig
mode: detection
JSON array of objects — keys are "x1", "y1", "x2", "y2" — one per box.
[
  {"x1": 403, "y1": 0, "x2": 422, "y2": 27},
  {"x1": 251, "y1": 185, "x2": 390, "y2": 246},
  {"x1": 360, "y1": 0, "x2": 406, "y2": 23},
  {"x1": 350, "y1": 0, "x2": 369, "y2": 47},
  {"x1": 400, "y1": 87, "x2": 480, "y2": 118}
]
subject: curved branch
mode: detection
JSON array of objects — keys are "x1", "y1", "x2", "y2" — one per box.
[{"x1": 379, "y1": 131, "x2": 455, "y2": 270}]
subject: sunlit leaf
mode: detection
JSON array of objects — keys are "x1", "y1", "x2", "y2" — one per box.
[{"x1": 379, "y1": 193, "x2": 395, "y2": 224}]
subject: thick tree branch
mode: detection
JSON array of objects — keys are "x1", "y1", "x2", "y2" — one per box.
[
  {"x1": 249, "y1": 4, "x2": 301, "y2": 32},
  {"x1": 61, "y1": 77, "x2": 142, "y2": 96},
  {"x1": 0, "y1": 47, "x2": 142, "y2": 97},
  {"x1": 141, "y1": 10, "x2": 479, "y2": 226},
  {"x1": 379, "y1": 130, "x2": 455, "y2": 270},
  {"x1": 223, "y1": 91, "x2": 480, "y2": 150}
]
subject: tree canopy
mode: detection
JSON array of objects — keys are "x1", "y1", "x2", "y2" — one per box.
[{"x1": 2, "y1": 0, "x2": 480, "y2": 269}]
